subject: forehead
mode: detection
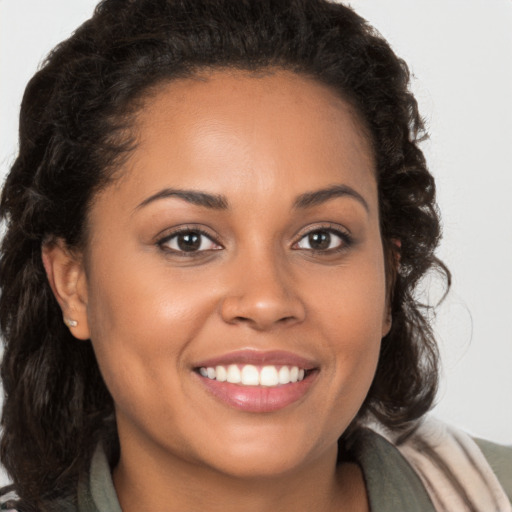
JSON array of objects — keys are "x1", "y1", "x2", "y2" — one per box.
[{"x1": 102, "y1": 69, "x2": 377, "y2": 213}]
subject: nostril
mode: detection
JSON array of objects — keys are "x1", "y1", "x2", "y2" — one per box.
[
  {"x1": 277, "y1": 315, "x2": 297, "y2": 324},
  {"x1": 220, "y1": 292, "x2": 306, "y2": 330}
]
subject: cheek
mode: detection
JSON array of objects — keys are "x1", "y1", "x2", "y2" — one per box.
[
  {"x1": 87, "y1": 250, "x2": 213, "y2": 339},
  {"x1": 324, "y1": 306, "x2": 382, "y2": 432},
  {"x1": 324, "y1": 292, "x2": 382, "y2": 394},
  {"x1": 84, "y1": 257, "x2": 214, "y2": 402},
  {"x1": 311, "y1": 246, "x2": 388, "y2": 342},
  {"x1": 308, "y1": 249, "x2": 387, "y2": 399}
]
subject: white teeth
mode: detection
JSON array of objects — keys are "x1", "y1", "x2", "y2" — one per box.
[
  {"x1": 260, "y1": 366, "x2": 279, "y2": 387},
  {"x1": 226, "y1": 364, "x2": 241, "y2": 383},
  {"x1": 199, "y1": 364, "x2": 307, "y2": 387},
  {"x1": 278, "y1": 366, "x2": 290, "y2": 384},
  {"x1": 215, "y1": 365, "x2": 227, "y2": 382},
  {"x1": 241, "y1": 365, "x2": 259, "y2": 385}
]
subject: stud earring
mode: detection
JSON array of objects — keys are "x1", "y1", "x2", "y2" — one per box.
[{"x1": 64, "y1": 317, "x2": 78, "y2": 328}]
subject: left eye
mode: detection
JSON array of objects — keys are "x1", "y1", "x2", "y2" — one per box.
[
  {"x1": 160, "y1": 231, "x2": 220, "y2": 253},
  {"x1": 295, "y1": 229, "x2": 346, "y2": 251}
]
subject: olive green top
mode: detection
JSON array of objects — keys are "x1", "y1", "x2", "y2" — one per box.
[
  {"x1": 2, "y1": 427, "x2": 510, "y2": 511},
  {"x1": 76, "y1": 428, "x2": 512, "y2": 512},
  {"x1": 75, "y1": 428, "x2": 435, "y2": 511}
]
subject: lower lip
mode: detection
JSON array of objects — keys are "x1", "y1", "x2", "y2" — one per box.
[{"x1": 196, "y1": 372, "x2": 317, "y2": 413}]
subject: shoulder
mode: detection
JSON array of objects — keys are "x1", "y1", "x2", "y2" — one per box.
[
  {"x1": 474, "y1": 437, "x2": 512, "y2": 503},
  {"x1": 346, "y1": 426, "x2": 437, "y2": 511},
  {"x1": 365, "y1": 416, "x2": 512, "y2": 511}
]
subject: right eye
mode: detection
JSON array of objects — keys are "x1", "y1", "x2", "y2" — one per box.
[
  {"x1": 158, "y1": 229, "x2": 222, "y2": 254},
  {"x1": 295, "y1": 229, "x2": 346, "y2": 252}
]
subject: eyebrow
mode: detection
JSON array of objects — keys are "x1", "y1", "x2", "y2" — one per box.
[
  {"x1": 135, "y1": 183, "x2": 369, "y2": 212},
  {"x1": 293, "y1": 184, "x2": 369, "y2": 212},
  {"x1": 136, "y1": 188, "x2": 229, "y2": 210}
]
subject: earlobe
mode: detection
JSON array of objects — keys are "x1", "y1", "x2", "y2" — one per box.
[
  {"x1": 41, "y1": 239, "x2": 91, "y2": 340},
  {"x1": 382, "y1": 312, "x2": 392, "y2": 338}
]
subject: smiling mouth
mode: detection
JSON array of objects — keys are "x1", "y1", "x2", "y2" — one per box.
[
  {"x1": 193, "y1": 350, "x2": 319, "y2": 412},
  {"x1": 197, "y1": 364, "x2": 311, "y2": 387}
]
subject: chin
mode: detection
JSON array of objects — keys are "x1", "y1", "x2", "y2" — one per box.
[
  {"x1": 193, "y1": 426, "x2": 336, "y2": 480},
  {"x1": 207, "y1": 450, "x2": 315, "y2": 480}
]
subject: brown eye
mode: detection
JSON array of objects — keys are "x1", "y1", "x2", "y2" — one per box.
[
  {"x1": 178, "y1": 232, "x2": 201, "y2": 251},
  {"x1": 295, "y1": 229, "x2": 347, "y2": 251},
  {"x1": 308, "y1": 231, "x2": 331, "y2": 250},
  {"x1": 160, "y1": 230, "x2": 220, "y2": 253}
]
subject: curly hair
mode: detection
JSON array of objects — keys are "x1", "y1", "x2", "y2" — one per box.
[{"x1": 0, "y1": 0, "x2": 449, "y2": 508}]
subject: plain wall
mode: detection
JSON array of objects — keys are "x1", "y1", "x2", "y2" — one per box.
[
  {"x1": 346, "y1": 0, "x2": 512, "y2": 444},
  {"x1": 0, "y1": 0, "x2": 511, "y2": 484}
]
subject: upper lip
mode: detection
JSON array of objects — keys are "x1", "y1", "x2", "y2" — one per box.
[{"x1": 193, "y1": 349, "x2": 318, "y2": 370}]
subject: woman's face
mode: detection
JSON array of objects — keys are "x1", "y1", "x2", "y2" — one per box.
[{"x1": 78, "y1": 70, "x2": 390, "y2": 477}]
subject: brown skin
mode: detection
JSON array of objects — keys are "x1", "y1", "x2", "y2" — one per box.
[{"x1": 43, "y1": 70, "x2": 390, "y2": 511}]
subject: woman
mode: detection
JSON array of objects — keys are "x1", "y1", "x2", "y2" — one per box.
[{"x1": 0, "y1": 1, "x2": 510, "y2": 511}]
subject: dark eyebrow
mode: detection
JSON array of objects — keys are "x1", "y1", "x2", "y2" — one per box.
[
  {"x1": 293, "y1": 184, "x2": 369, "y2": 212},
  {"x1": 136, "y1": 188, "x2": 229, "y2": 210}
]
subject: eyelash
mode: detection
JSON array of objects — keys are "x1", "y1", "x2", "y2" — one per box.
[
  {"x1": 293, "y1": 224, "x2": 353, "y2": 254},
  {"x1": 156, "y1": 224, "x2": 353, "y2": 257},
  {"x1": 157, "y1": 226, "x2": 222, "y2": 257}
]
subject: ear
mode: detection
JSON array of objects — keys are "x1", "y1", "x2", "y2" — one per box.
[
  {"x1": 42, "y1": 239, "x2": 90, "y2": 340},
  {"x1": 382, "y1": 238, "x2": 401, "y2": 337},
  {"x1": 381, "y1": 307, "x2": 392, "y2": 338}
]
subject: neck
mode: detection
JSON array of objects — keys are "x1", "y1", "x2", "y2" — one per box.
[{"x1": 112, "y1": 434, "x2": 368, "y2": 512}]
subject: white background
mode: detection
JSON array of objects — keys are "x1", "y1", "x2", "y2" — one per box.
[{"x1": 0, "y1": 0, "x2": 511, "y2": 483}]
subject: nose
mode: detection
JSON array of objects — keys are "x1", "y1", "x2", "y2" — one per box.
[{"x1": 220, "y1": 253, "x2": 306, "y2": 331}]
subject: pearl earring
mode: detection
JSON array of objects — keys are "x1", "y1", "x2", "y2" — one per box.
[{"x1": 64, "y1": 317, "x2": 78, "y2": 328}]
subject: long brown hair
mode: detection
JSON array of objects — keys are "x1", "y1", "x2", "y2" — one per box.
[{"x1": 0, "y1": 0, "x2": 449, "y2": 508}]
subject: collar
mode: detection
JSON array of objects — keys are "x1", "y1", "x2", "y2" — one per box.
[{"x1": 78, "y1": 429, "x2": 435, "y2": 512}]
